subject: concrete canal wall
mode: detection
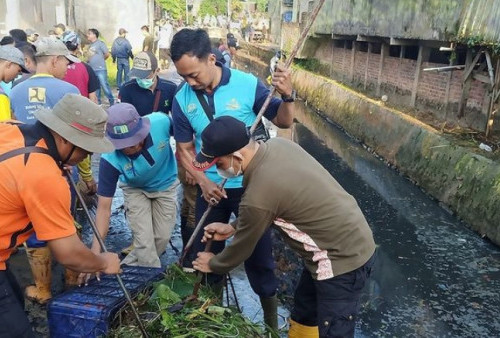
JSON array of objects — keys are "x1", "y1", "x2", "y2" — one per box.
[{"x1": 235, "y1": 49, "x2": 500, "y2": 245}]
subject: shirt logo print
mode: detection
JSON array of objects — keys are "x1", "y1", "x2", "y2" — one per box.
[
  {"x1": 28, "y1": 87, "x2": 46, "y2": 103},
  {"x1": 187, "y1": 103, "x2": 197, "y2": 114},
  {"x1": 124, "y1": 163, "x2": 133, "y2": 172},
  {"x1": 226, "y1": 98, "x2": 240, "y2": 110}
]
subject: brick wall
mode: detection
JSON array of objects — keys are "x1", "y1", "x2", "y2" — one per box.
[{"x1": 320, "y1": 45, "x2": 488, "y2": 113}]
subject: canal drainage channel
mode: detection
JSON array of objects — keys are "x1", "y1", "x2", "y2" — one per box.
[
  {"x1": 289, "y1": 100, "x2": 500, "y2": 337},
  {"x1": 73, "y1": 98, "x2": 500, "y2": 337}
]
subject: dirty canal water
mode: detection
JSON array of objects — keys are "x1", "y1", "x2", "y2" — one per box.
[{"x1": 290, "y1": 102, "x2": 500, "y2": 337}]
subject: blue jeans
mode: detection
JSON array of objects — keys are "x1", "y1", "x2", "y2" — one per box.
[
  {"x1": 116, "y1": 58, "x2": 130, "y2": 88},
  {"x1": 94, "y1": 69, "x2": 114, "y2": 105}
]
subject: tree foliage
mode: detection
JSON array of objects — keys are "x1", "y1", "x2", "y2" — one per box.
[
  {"x1": 255, "y1": 0, "x2": 268, "y2": 12},
  {"x1": 157, "y1": 0, "x2": 186, "y2": 20},
  {"x1": 198, "y1": 0, "x2": 227, "y2": 17}
]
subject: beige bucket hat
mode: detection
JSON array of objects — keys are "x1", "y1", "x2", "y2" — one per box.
[{"x1": 34, "y1": 94, "x2": 114, "y2": 153}]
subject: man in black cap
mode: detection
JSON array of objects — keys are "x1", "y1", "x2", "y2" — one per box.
[
  {"x1": 170, "y1": 28, "x2": 296, "y2": 332},
  {"x1": 192, "y1": 116, "x2": 376, "y2": 338}
]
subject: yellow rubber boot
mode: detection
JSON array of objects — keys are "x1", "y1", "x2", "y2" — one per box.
[
  {"x1": 25, "y1": 247, "x2": 52, "y2": 304},
  {"x1": 64, "y1": 268, "x2": 80, "y2": 289},
  {"x1": 288, "y1": 319, "x2": 319, "y2": 338}
]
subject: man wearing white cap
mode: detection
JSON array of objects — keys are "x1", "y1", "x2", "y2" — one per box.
[{"x1": 0, "y1": 94, "x2": 121, "y2": 337}]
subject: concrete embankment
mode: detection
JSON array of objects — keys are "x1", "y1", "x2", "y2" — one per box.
[{"x1": 235, "y1": 47, "x2": 500, "y2": 245}]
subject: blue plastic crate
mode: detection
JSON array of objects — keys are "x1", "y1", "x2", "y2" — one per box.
[{"x1": 48, "y1": 265, "x2": 163, "y2": 338}]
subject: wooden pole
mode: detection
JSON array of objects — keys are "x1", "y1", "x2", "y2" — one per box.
[
  {"x1": 350, "y1": 41, "x2": 357, "y2": 82},
  {"x1": 485, "y1": 57, "x2": 500, "y2": 138},
  {"x1": 376, "y1": 43, "x2": 388, "y2": 96},
  {"x1": 330, "y1": 35, "x2": 334, "y2": 78},
  {"x1": 444, "y1": 57, "x2": 455, "y2": 119},
  {"x1": 364, "y1": 43, "x2": 372, "y2": 90},
  {"x1": 458, "y1": 49, "x2": 474, "y2": 118},
  {"x1": 342, "y1": 40, "x2": 347, "y2": 82},
  {"x1": 411, "y1": 46, "x2": 429, "y2": 107}
]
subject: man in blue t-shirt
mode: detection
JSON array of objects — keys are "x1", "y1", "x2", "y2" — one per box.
[
  {"x1": 170, "y1": 28, "x2": 296, "y2": 331},
  {"x1": 90, "y1": 103, "x2": 178, "y2": 269},
  {"x1": 86, "y1": 28, "x2": 114, "y2": 106},
  {"x1": 10, "y1": 37, "x2": 80, "y2": 123},
  {"x1": 119, "y1": 51, "x2": 177, "y2": 116}
]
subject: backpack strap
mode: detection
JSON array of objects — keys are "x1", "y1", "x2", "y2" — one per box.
[
  {"x1": 152, "y1": 88, "x2": 162, "y2": 112},
  {"x1": 0, "y1": 146, "x2": 51, "y2": 163},
  {"x1": 195, "y1": 91, "x2": 214, "y2": 121}
]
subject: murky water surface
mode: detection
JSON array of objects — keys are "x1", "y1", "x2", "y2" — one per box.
[{"x1": 291, "y1": 102, "x2": 500, "y2": 337}]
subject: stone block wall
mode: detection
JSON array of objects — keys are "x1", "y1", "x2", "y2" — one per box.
[{"x1": 235, "y1": 49, "x2": 500, "y2": 245}]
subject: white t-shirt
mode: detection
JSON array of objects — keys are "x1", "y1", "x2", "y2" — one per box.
[{"x1": 158, "y1": 24, "x2": 173, "y2": 49}]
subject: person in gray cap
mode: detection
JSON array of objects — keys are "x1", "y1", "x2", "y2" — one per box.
[
  {"x1": 0, "y1": 45, "x2": 29, "y2": 120},
  {"x1": 0, "y1": 93, "x2": 120, "y2": 337},
  {"x1": 10, "y1": 37, "x2": 80, "y2": 124},
  {"x1": 85, "y1": 103, "x2": 178, "y2": 272},
  {"x1": 118, "y1": 51, "x2": 177, "y2": 116},
  {"x1": 26, "y1": 29, "x2": 39, "y2": 43}
]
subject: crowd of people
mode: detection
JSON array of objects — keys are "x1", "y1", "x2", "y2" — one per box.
[{"x1": 0, "y1": 22, "x2": 375, "y2": 338}]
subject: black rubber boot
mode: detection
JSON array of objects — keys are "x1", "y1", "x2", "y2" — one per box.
[
  {"x1": 180, "y1": 217, "x2": 196, "y2": 270},
  {"x1": 260, "y1": 294, "x2": 279, "y2": 333}
]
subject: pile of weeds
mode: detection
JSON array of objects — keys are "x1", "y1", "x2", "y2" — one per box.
[{"x1": 109, "y1": 265, "x2": 267, "y2": 337}]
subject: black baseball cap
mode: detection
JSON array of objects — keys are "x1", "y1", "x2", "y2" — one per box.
[{"x1": 192, "y1": 116, "x2": 250, "y2": 171}]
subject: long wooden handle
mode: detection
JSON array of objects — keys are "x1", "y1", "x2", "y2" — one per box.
[{"x1": 249, "y1": 0, "x2": 327, "y2": 135}]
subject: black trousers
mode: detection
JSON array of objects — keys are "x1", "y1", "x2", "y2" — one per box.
[
  {"x1": 291, "y1": 253, "x2": 376, "y2": 338},
  {"x1": 191, "y1": 187, "x2": 278, "y2": 297},
  {"x1": 0, "y1": 267, "x2": 35, "y2": 338}
]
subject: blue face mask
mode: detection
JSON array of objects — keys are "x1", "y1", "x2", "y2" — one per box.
[{"x1": 136, "y1": 77, "x2": 154, "y2": 89}]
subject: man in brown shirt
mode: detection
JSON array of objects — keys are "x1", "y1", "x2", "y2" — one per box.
[
  {"x1": 192, "y1": 116, "x2": 376, "y2": 338},
  {"x1": 141, "y1": 25, "x2": 154, "y2": 52}
]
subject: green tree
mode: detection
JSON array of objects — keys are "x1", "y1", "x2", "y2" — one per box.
[
  {"x1": 157, "y1": 0, "x2": 186, "y2": 20},
  {"x1": 198, "y1": 0, "x2": 227, "y2": 17},
  {"x1": 255, "y1": 0, "x2": 268, "y2": 12},
  {"x1": 231, "y1": 0, "x2": 243, "y2": 16}
]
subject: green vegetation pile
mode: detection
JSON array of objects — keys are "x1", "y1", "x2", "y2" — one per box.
[{"x1": 109, "y1": 265, "x2": 266, "y2": 337}]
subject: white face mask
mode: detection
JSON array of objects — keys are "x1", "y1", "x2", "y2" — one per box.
[{"x1": 216, "y1": 155, "x2": 242, "y2": 179}]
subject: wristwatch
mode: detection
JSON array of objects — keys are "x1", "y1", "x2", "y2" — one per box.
[{"x1": 281, "y1": 89, "x2": 296, "y2": 103}]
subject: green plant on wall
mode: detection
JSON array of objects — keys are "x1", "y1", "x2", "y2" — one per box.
[{"x1": 455, "y1": 34, "x2": 500, "y2": 56}]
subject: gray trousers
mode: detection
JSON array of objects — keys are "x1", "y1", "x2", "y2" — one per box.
[{"x1": 121, "y1": 181, "x2": 178, "y2": 268}]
